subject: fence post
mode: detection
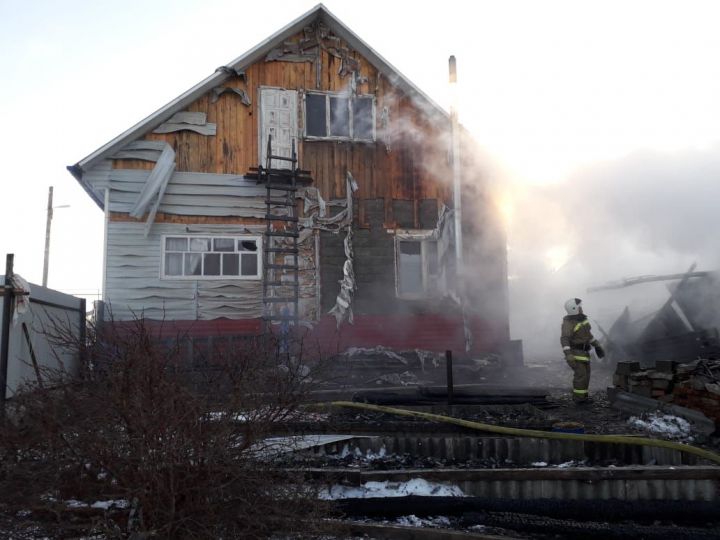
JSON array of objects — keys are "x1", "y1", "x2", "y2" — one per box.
[
  {"x1": 1, "y1": 254, "x2": 15, "y2": 416},
  {"x1": 445, "y1": 349, "x2": 454, "y2": 412}
]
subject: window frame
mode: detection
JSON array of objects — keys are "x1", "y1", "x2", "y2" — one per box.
[
  {"x1": 302, "y1": 90, "x2": 376, "y2": 142},
  {"x1": 394, "y1": 231, "x2": 440, "y2": 300},
  {"x1": 160, "y1": 234, "x2": 263, "y2": 281}
]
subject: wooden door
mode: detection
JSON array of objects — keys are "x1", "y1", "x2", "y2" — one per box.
[{"x1": 259, "y1": 88, "x2": 297, "y2": 169}]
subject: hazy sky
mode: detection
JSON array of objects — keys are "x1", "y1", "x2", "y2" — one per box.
[{"x1": 2, "y1": 0, "x2": 719, "y2": 352}]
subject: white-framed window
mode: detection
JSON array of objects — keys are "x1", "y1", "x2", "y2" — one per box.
[
  {"x1": 395, "y1": 232, "x2": 440, "y2": 299},
  {"x1": 304, "y1": 91, "x2": 375, "y2": 142},
  {"x1": 161, "y1": 235, "x2": 262, "y2": 280}
]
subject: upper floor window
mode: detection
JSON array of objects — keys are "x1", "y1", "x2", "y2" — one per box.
[
  {"x1": 395, "y1": 233, "x2": 440, "y2": 299},
  {"x1": 162, "y1": 235, "x2": 262, "y2": 280},
  {"x1": 304, "y1": 92, "x2": 375, "y2": 142}
]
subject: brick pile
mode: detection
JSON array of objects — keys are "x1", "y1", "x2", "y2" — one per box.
[{"x1": 613, "y1": 359, "x2": 720, "y2": 423}]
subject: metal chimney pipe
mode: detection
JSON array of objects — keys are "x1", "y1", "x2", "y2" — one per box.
[{"x1": 449, "y1": 56, "x2": 463, "y2": 279}]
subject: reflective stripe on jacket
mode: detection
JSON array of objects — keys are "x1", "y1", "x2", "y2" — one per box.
[{"x1": 561, "y1": 315, "x2": 597, "y2": 358}]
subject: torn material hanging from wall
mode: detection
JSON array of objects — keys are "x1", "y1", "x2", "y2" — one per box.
[
  {"x1": 434, "y1": 205, "x2": 472, "y2": 352},
  {"x1": 434, "y1": 205, "x2": 454, "y2": 296},
  {"x1": 211, "y1": 87, "x2": 251, "y2": 106},
  {"x1": 265, "y1": 21, "x2": 364, "y2": 89},
  {"x1": 329, "y1": 228, "x2": 355, "y2": 327},
  {"x1": 300, "y1": 172, "x2": 358, "y2": 327},
  {"x1": 153, "y1": 112, "x2": 217, "y2": 136},
  {"x1": 301, "y1": 172, "x2": 357, "y2": 232},
  {"x1": 10, "y1": 274, "x2": 30, "y2": 324},
  {"x1": 128, "y1": 143, "x2": 176, "y2": 237},
  {"x1": 215, "y1": 66, "x2": 246, "y2": 79}
]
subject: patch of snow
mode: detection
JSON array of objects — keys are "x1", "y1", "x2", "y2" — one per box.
[
  {"x1": 395, "y1": 515, "x2": 452, "y2": 528},
  {"x1": 628, "y1": 413, "x2": 693, "y2": 440},
  {"x1": 319, "y1": 478, "x2": 465, "y2": 500},
  {"x1": 531, "y1": 461, "x2": 548, "y2": 467},
  {"x1": 557, "y1": 460, "x2": 579, "y2": 468},
  {"x1": 64, "y1": 499, "x2": 129, "y2": 510},
  {"x1": 343, "y1": 346, "x2": 406, "y2": 362},
  {"x1": 91, "y1": 499, "x2": 129, "y2": 509}
]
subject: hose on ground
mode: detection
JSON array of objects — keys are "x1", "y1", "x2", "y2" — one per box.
[{"x1": 330, "y1": 400, "x2": 720, "y2": 465}]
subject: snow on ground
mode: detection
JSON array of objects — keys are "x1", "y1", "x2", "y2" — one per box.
[
  {"x1": 628, "y1": 413, "x2": 693, "y2": 440},
  {"x1": 338, "y1": 443, "x2": 387, "y2": 461},
  {"x1": 64, "y1": 499, "x2": 129, "y2": 510},
  {"x1": 395, "y1": 515, "x2": 452, "y2": 528},
  {"x1": 319, "y1": 478, "x2": 465, "y2": 499},
  {"x1": 531, "y1": 460, "x2": 583, "y2": 468}
]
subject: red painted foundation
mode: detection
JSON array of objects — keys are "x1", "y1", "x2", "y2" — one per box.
[{"x1": 121, "y1": 314, "x2": 507, "y2": 356}]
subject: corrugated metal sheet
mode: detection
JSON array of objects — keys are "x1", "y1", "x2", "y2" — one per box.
[
  {"x1": 455, "y1": 478, "x2": 717, "y2": 501},
  {"x1": 312, "y1": 436, "x2": 697, "y2": 467},
  {"x1": 1, "y1": 282, "x2": 83, "y2": 397}
]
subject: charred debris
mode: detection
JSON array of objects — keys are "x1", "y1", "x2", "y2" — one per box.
[{"x1": 591, "y1": 266, "x2": 720, "y2": 432}]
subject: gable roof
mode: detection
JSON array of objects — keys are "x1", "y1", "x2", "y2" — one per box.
[{"x1": 68, "y1": 3, "x2": 448, "y2": 207}]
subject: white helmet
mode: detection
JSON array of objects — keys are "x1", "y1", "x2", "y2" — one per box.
[{"x1": 564, "y1": 298, "x2": 583, "y2": 315}]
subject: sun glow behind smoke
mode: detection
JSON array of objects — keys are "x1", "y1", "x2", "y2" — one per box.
[
  {"x1": 496, "y1": 190, "x2": 515, "y2": 229},
  {"x1": 545, "y1": 245, "x2": 571, "y2": 274}
]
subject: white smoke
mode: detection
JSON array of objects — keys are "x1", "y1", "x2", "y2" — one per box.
[{"x1": 505, "y1": 144, "x2": 720, "y2": 360}]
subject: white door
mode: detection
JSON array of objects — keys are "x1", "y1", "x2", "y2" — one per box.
[{"x1": 260, "y1": 88, "x2": 297, "y2": 169}]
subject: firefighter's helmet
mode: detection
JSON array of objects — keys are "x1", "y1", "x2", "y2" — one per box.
[{"x1": 564, "y1": 298, "x2": 583, "y2": 315}]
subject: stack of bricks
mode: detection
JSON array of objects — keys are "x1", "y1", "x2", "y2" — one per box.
[{"x1": 613, "y1": 359, "x2": 720, "y2": 423}]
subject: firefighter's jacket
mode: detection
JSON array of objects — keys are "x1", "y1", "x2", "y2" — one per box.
[{"x1": 561, "y1": 314, "x2": 598, "y2": 361}]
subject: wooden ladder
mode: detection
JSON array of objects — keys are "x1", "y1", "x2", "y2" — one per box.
[{"x1": 260, "y1": 135, "x2": 300, "y2": 330}]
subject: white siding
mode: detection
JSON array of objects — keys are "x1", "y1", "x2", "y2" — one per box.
[
  {"x1": 105, "y1": 222, "x2": 264, "y2": 320},
  {"x1": 103, "y1": 168, "x2": 293, "y2": 219}
]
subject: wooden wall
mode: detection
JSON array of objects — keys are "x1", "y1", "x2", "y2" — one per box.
[{"x1": 113, "y1": 27, "x2": 455, "y2": 220}]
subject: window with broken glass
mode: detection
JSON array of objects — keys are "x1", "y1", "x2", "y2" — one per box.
[
  {"x1": 304, "y1": 91, "x2": 375, "y2": 141},
  {"x1": 162, "y1": 235, "x2": 262, "y2": 280},
  {"x1": 395, "y1": 235, "x2": 440, "y2": 299}
]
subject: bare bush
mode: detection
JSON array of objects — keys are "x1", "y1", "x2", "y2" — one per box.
[{"x1": 0, "y1": 316, "x2": 337, "y2": 539}]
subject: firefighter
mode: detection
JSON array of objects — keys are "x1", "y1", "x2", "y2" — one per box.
[{"x1": 561, "y1": 298, "x2": 605, "y2": 402}]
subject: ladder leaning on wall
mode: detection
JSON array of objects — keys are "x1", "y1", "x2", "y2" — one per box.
[{"x1": 259, "y1": 135, "x2": 300, "y2": 331}]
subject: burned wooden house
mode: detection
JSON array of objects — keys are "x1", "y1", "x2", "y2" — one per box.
[{"x1": 68, "y1": 4, "x2": 509, "y2": 355}]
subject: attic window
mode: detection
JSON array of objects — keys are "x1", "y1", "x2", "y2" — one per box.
[
  {"x1": 162, "y1": 235, "x2": 261, "y2": 280},
  {"x1": 304, "y1": 92, "x2": 375, "y2": 142}
]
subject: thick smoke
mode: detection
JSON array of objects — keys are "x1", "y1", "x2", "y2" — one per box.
[{"x1": 504, "y1": 144, "x2": 720, "y2": 361}]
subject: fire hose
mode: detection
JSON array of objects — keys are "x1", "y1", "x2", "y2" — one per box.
[{"x1": 330, "y1": 400, "x2": 720, "y2": 465}]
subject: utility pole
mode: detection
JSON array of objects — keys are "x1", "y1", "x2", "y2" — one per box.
[{"x1": 42, "y1": 186, "x2": 53, "y2": 287}]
